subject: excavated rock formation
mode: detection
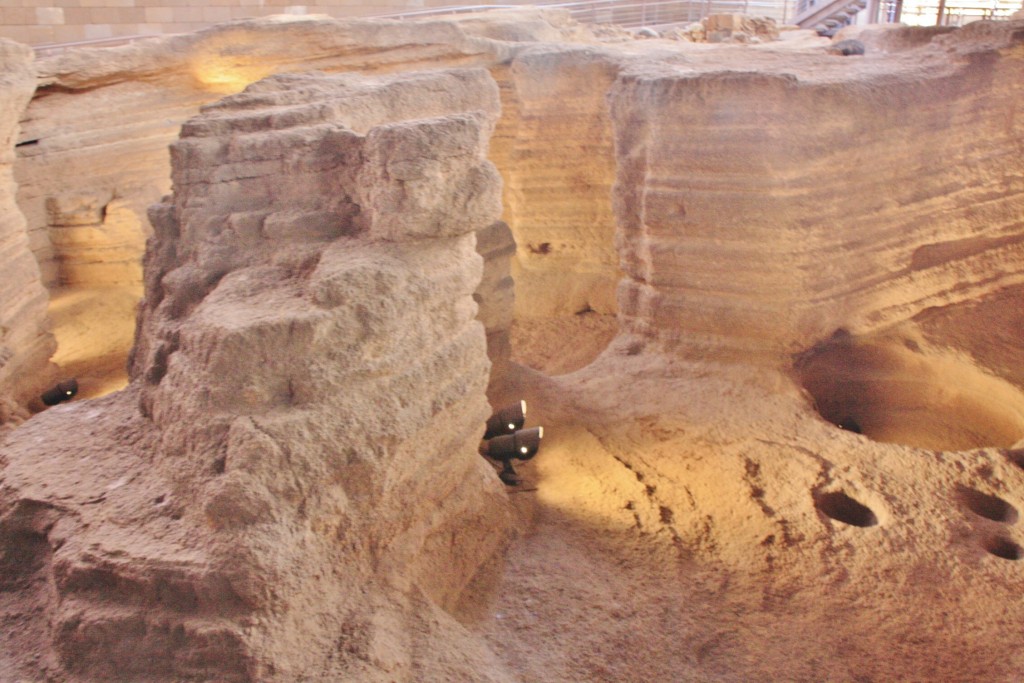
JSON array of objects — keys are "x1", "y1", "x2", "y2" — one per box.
[
  {"x1": 11, "y1": 9, "x2": 600, "y2": 390},
  {"x1": 15, "y1": 10, "x2": 585, "y2": 288},
  {"x1": 0, "y1": 40, "x2": 56, "y2": 427},
  {"x1": 497, "y1": 46, "x2": 622, "y2": 319},
  {"x1": 2, "y1": 11, "x2": 1024, "y2": 682},
  {"x1": 1, "y1": 68, "x2": 514, "y2": 681},
  {"x1": 475, "y1": 220, "x2": 517, "y2": 381},
  {"x1": 612, "y1": 21, "x2": 1024, "y2": 365}
]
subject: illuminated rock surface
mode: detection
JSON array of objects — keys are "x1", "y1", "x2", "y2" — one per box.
[
  {"x1": 1, "y1": 11, "x2": 1024, "y2": 683},
  {"x1": 0, "y1": 39, "x2": 56, "y2": 428},
  {"x1": 2, "y1": 67, "x2": 513, "y2": 681}
]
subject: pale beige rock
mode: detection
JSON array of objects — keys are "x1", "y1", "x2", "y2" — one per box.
[
  {"x1": 2, "y1": 13, "x2": 1024, "y2": 683},
  {"x1": 46, "y1": 191, "x2": 146, "y2": 285},
  {"x1": 611, "y1": 21, "x2": 1024, "y2": 364},
  {"x1": 475, "y1": 220, "x2": 517, "y2": 381},
  {"x1": 499, "y1": 46, "x2": 622, "y2": 319},
  {"x1": 0, "y1": 39, "x2": 56, "y2": 422},
  {"x1": 2, "y1": 68, "x2": 514, "y2": 682},
  {"x1": 15, "y1": 10, "x2": 589, "y2": 288},
  {"x1": 358, "y1": 113, "x2": 503, "y2": 241}
]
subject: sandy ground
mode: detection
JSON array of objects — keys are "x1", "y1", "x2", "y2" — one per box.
[
  {"x1": 474, "y1": 315, "x2": 1024, "y2": 682},
  {"x1": 45, "y1": 285, "x2": 141, "y2": 404},
  {"x1": 21, "y1": 289, "x2": 1024, "y2": 682},
  {"x1": 510, "y1": 312, "x2": 619, "y2": 376}
]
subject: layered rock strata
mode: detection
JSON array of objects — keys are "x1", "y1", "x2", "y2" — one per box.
[
  {"x1": 1, "y1": 13, "x2": 1024, "y2": 683},
  {"x1": 0, "y1": 40, "x2": 56, "y2": 426},
  {"x1": 1, "y1": 67, "x2": 514, "y2": 681},
  {"x1": 13, "y1": 12, "x2": 621, "y2": 369},
  {"x1": 612, "y1": 20, "x2": 1024, "y2": 364},
  {"x1": 14, "y1": 10, "x2": 583, "y2": 288}
]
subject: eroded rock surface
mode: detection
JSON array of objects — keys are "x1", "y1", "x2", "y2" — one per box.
[
  {"x1": 495, "y1": 46, "x2": 622, "y2": 320},
  {"x1": 0, "y1": 39, "x2": 56, "y2": 427},
  {"x1": 14, "y1": 10, "x2": 586, "y2": 288},
  {"x1": 1, "y1": 11, "x2": 1024, "y2": 683},
  {"x1": 612, "y1": 21, "x2": 1024, "y2": 363},
  {"x1": 1, "y1": 67, "x2": 513, "y2": 681}
]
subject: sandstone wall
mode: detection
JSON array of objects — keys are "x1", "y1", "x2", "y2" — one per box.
[
  {"x1": 12, "y1": 11, "x2": 613, "y2": 379},
  {"x1": 611, "y1": 21, "x2": 1024, "y2": 363},
  {"x1": 498, "y1": 46, "x2": 623, "y2": 319},
  {"x1": 14, "y1": 13, "x2": 525, "y2": 287},
  {"x1": 475, "y1": 220, "x2": 518, "y2": 379},
  {"x1": 1, "y1": 68, "x2": 515, "y2": 681},
  {"x1": 0, "y1": 40, "x2": 56, "y2": 425}
]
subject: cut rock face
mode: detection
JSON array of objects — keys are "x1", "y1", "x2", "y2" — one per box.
[
  {"x1": 1, "y1": 68, "x2": 514, "y2": 681},
  {"x1": 2, "y1": 13, "x2": 1024, "y2": 683},
  {"x1": 610, "y1": 23, "x2": 1024, "y2": 363},
  {"x1": 795, "y1": 330, "x2": 1024, "y2": 451},
  {"x1": 0, "y1": 39, "x2": 57, "y2": 423}
]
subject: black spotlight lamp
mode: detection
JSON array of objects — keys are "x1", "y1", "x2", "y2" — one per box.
[
  {"x1": 41, "y1": 378, "x2": 78, "y2": 406},
  {"x1": 484, "y1": 400, "x2": 527, "y2": 439},
  {"x1": 483, "y1": 426, "x2": 543, "y2": 485}
]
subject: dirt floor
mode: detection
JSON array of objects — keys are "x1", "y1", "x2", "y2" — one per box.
[
  {"x1": 510, "y1": 312, "x2": 619, "y2": 376},
  {"x1": 480, "y1": 309, "x2": 1024, "y2": 682},
  {"x1": 28, "y1": 286, "x2": 1024, "y2": 682}
]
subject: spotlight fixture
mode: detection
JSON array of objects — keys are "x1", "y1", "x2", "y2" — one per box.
[
  {"x1": 483, "y1": 400, "x2": 527, "y2": 439},
  {"x1": 41, "y1": 379, "x2": 78, "y2": 406},
  {"x1": 482, "y1": 426, "x2": 543, "y2": 486}
]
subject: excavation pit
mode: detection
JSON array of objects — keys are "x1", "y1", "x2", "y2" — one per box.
[
  {"x1": 796, "y1": 334, "x2": 1024, "y2": 452},
  {"x1": 814, "y1": 491, "x2": 879, "y2": 528},
  {"x1": 1007, "y1": 450, "x2": 1024, "y2": 472},
  {"x1": 959, "y1": 487, "x2": 1019, "y2": 524},
  {"x1": 985, "y1": 538, "x2": 1024, "y2": 561}
]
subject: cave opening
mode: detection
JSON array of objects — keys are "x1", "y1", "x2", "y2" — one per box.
[{"x1": 795, "y1": 331, "x2": 1024, "y2": 452}]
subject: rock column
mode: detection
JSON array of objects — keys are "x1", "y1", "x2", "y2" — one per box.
[{"x1": 0, "y1": 39, "x2": 55, "y2": 426}]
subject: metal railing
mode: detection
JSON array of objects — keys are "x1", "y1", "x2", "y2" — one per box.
[
  {"x1": 550, "y1": 0, "x2": 791, "y2": 25},
  {"x1": 879, "y1": 0, "x2": 1020, "y2": 24},
  {"x1": 31, "y1": 0, "x2": 1017, "y2": 56},
  {"x1": 796, "y1": 0, "x2": 1016, "y2": 29},
  {"x1": 32, "y1": 0, "x2": 798, "y2": 56},
  {"x1": 385, "y1": 0, "x2": 794, "y2": 26},
  {"x1": 33, "y1": 33, "x2": 161, "y2": 56},
  {"x1": 795, "y1": 0, "x2": 867, "y2": 28}
]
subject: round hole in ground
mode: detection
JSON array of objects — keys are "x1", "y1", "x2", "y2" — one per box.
[
  {"x1": 794, "y1": 331, "x2": 1024, "y2": 452},
  {"x1": 814, "y1": 490, "x2": 879, "y2": 528},
  {"x1": 985, "y1": 537, "x2": 1023, "y2": 561},
  {"x1": 958, "y1": 487, "x2": 1019, "y2": 524},
  {"x1": 1007, "y1": 449, "x2": 1024, "y2": 471}
]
